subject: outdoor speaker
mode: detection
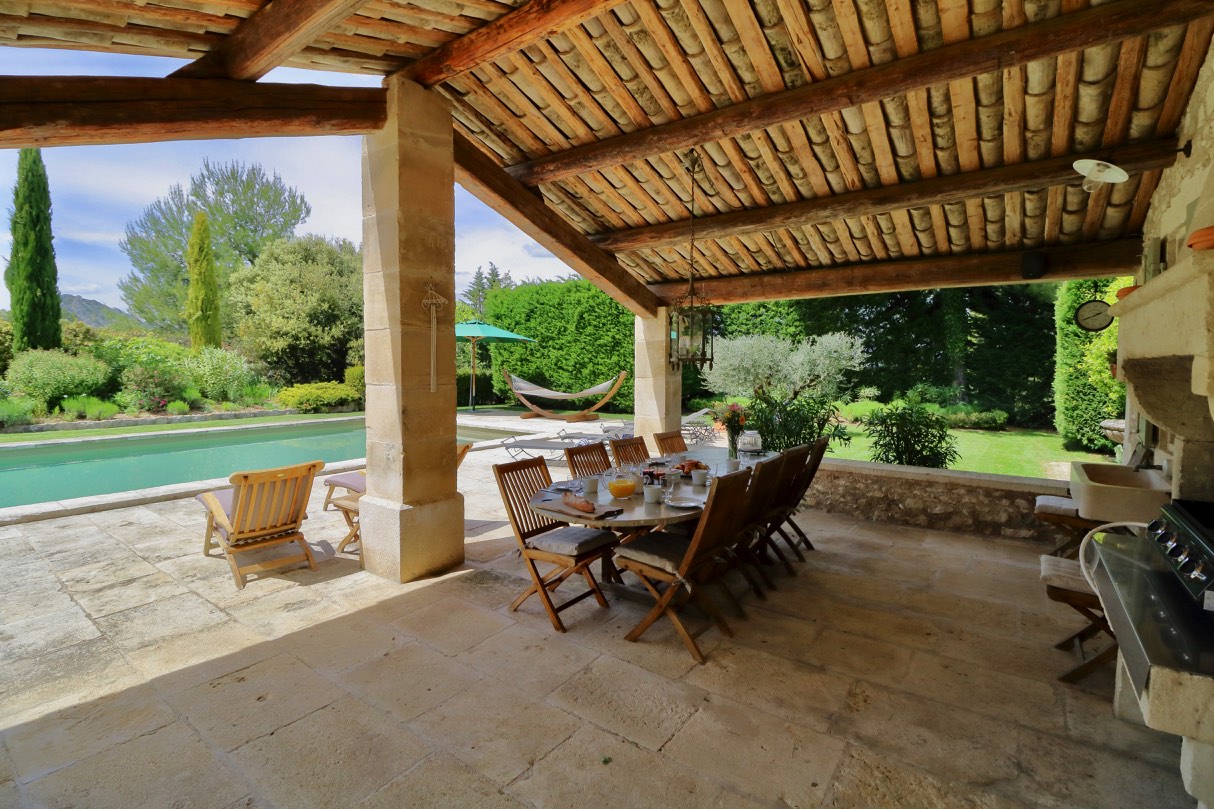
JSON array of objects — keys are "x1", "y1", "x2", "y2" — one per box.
[{"x1": 1020, "y1": 251, "x2": 1048, "y2": 280}]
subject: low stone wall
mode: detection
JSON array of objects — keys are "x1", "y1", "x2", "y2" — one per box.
[
  {"x1": 806, "y1": 459, "x2": 1072, "y2": 546},
  {"x1": 0, "y1": 408, "x2": 298, "y2": 435}
]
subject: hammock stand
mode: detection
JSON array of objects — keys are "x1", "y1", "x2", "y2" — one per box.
[{"x1": 504, "y1": 370, "x2": 628, "y2": 422}]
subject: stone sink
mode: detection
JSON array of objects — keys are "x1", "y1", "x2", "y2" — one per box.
[{"x1": 1070, "y1": 462, "x2": 1172, "y2": 523}]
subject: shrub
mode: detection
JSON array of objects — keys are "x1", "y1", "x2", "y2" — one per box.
[
  {"x1": 84, "y1": 399, "x2": 120, "y2": 421},
  {"x1": 238, "y1": 382, "x2": 276, "y2": 407},
  {"x1": 944, "y1": 407, "x2": 1008, "y2": 431},
  {"x1": 864, "y1": 402, "x2": 959, "y2": 469},
  {"x1": 93, "y1": 336, "x2": 191, "y2": 397},
  {"x1": 118, "y1": 364, "x2": 189, "y2": 413},
  {"x1": 60, "y1": 320, "x2": 101, "y2": 356},
  {"x1": 182, "y1": 387, "x2": 204, "y2": 408},
  {"x1": 0, "y1": 397, "x2": 36, "y2": 427},
  {"x1": 178, "y1": 347, "x2": 256, "y2": 402},
  {"x1": 748, "y1": 394, "x2": 850, "y2": 453},
  {"x1": 0, "y1": 319, "x2": 12, "y2": 377},
  {"x1": 275, "y1": 382, "x2": 361, "y2": 413},
  {"x1": 904, "y1": 383, "x2": 963, "y2": 406},
  {"x1": 166, "y1": 400, "x2": 191, "y2": 416},
  {"x1": 838, "y1": 399, "x2": 883, "y2": 423},
  {"x1": 854, "y1": 386, "x2": 880, "y2": 402},
  {"x1": 59, "y1": 396, "x2": 88, "y2": 419},
  {"x1": 219, "y1": 401, "x2": 242, "y2": 412},
  {"x1": 6, "y1": 350, "x2": 111, "y2": 408},
  {"x1": 345, "y1": 365, "x2": 366, "y2": 406},
  {"x1": 456, "y1": 369, "x2": 500, "y2": 406}
]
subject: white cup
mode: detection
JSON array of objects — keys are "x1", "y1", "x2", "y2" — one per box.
[
  {"x1": 582, "y1": 476, "x2": 599, "y2": 496},
  {"x1": 725, "y1": 458, "x2": 741, "y2": 472},
  {"x1": 643, "y1": 485, "x2": 662, "y2": 503},
  {"x1": 690, "y1": 469, "x2": 709, "y2": 487}
]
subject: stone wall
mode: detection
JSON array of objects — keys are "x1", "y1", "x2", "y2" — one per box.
[{"x1": 805, "y1": 459, "x2": 1073, "y2": 546}]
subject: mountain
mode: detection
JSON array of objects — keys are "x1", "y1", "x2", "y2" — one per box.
[{"x1": 59, "y1": 294, "x2": 147, "y2": 330}]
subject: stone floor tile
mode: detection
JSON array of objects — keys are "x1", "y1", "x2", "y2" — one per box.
[
  {"x1": 898, "y1": 651, "x2": 1067, "y2": 734},
  {"x1": 169, "y1": 653, "x2": 338, "y2": 751},
  {"x1": 1061, "y1": 688, "x2": 1182, "y2": 770},
  {"x1": 40, "y1": 542, "x2": 138, "y2": 575},
  {"x1": 899, "y1": 587, "x2": 1023, "y2": 634},
  {"x1": 125, "y1": 534, "x2": 201, "y2": 565},
  {"x1": 0, "y1": 638, "x2": 141, "y2": 724},
  {"x1": 571, "y1": 604, "x2": 724, "y2": 679},
  {"x1": 392, "y1": 596, "x2": 514, "y2": 655},
  {"x1": 68, "y1": 572, "x2": 189, "y2": 619},
  {"x1": 464, "y1": 536, "x2": 515, "y2": 562},
  {"x1": 22, "y1": 721, "x2": 246, "y2": 809},
  {"x1": 184, "y1": 564, "x2": 300, "y2": 609},
  {"x1": 682, "y1": 642, "x2": 853, "y2": 731},
  {"x1": 336, "y1": 642, "x2": 483, "y2": 722},
  {"x1": 59, "y1": 554, "x2": 160, "y2": 593},
  {"x1": 548, "y1": 655, "x2": 706, "y2": 751},
  {"x1": 926, "y1": 621, "x2": 1070, "y2": 682},
  {"x1": 356, "y1": 754, "x2": 530, "y2": 809},
  {"x1": 93, "y1": 591, "x2": 229, "y2": 652},
  {"x1": 281, "y1": 613, "x2": 411, "y2": 674},
  {"x1": 804, "y1": 551, "x2": 937, "y2": 591},
  {"x1": 821, "y1": 746, "x2": 1029, "y2": 809},
  {"x1": 301, "y1": 568, "x2": 414, "y2": 612},
  {"x1": 232, "y1": 698, "x2": 430, "y2": 809},
  {"x1": 3, "y1": 684, "x2": 176, "y2": 782},
  {"x1": 226, "y1": 587, "x2": 345, "y2": 639},
  {"x1": 933, "y1": 567, "x2": 1052, "y2": 611},
  {"x1": 1, "y1": 586, "x2": 77, "y2": 624},
  {"x1": 457, "y1": 624, "x2": 599, "y2": 698},
  {"x1": 1, "y1": 607, "x2": 99, "y2": 662},
  {"x1": 715, "y1": 604, "x2": 823, "y2": 661},
  {"x1": 507, "y1": 723, "x2": 724, "y2": 809},
  {"x1": 425, "y1": 568, "x2": 534, "y2": 612},
  {"x1": 411, "y1": 680, "x2": 580, "y2": 785},
  {"x1": 831, "y1": 684, "x2": 1021, "y2": 786},
  {"x1": 805, "y1": 627, "x2": 914, "y2": 687},
  {"x1": 123, "y1": 622, "x2": 266, "y2": 682},
  {"x1": 664, "y1": 696, "x2": 846, "y2": 809}
]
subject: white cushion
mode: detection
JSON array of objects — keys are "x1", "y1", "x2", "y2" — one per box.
[
  {"x1": 1035, "y1": 495, "x2": 1079, "y2": 518},
  {"x1": 529, "y1": 526, "x2": 616, "y2": 556},
  {"x1": 614, "y1": 533, "x2": 692, "y2": 576},
  {"x1": 1039, "y1": 555, "x2": 1094, "y2": 594}
]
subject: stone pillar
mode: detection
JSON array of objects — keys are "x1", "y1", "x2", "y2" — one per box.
[
  {"x1": 633, "y1": 309, "x2": 681, "y2": 445},
  {"x1": 359, "y1": 76, "x2": 464, "y2": 582}
]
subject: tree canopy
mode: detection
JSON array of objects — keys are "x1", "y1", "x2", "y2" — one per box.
[
  {"x1": 184, "y1": 212, "x2": 221, "y2": 349},
  {"x1": 228, "y1": 235, "x2": 362, "y2": 385},
  {"x1": 5, "y1": 148, "x2": 61, "y2": 352},
  {"x1": 119, "y1": 159, "x2": 310, "y2": 333}
]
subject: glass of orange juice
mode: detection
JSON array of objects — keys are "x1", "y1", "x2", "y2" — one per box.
[{"x1": 607, "y1": 472, "x2": 636, "y2": 499}]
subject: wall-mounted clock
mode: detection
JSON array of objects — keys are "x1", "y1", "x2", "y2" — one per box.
[{"x1": 1074, "y1": 299, "x2": 1114, "y2": 332}]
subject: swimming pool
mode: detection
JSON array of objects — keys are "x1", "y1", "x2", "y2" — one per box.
[{"x1": 0, "y1": 419, "x2": 520, "y2": 508}]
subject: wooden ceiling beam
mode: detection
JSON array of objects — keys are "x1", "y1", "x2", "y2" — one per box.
[
  {"x1": 0, "y1": 76, "x2": 386, "y2": 147},
  {"x1": 401, "y1": 0, "x2": 629, "y2": 87},
  {"x1": 508, "y1": 0, "x2": 1214, "y2": 186},
  {"x1": 647, "y1": 240, "x2": 1142, "y2": 305},
  {"x1": 453, "y1": 133, "x2": 662, "y2": 317},
  {"x1": 594, "y1": 138, "x2": 1181, "y2": 252},
  {"x1": 171, "y1": 0, "x2": 370, "y2": 80}
]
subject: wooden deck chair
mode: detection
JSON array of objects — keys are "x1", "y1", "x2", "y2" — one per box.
[
  {"x1": 504, "y1": 369, "x2": 628, "y2": 422},
  {"x1": 613, "y1": 468, "x2": 753, "y2": 663},
  {"x1": 493, "y1": 457, "x2": 618, "y2": 632},
  {"x1": 565, "y1": 442, "x2": 613, "y2": 479},
  {"x1": 733, "y1": 454, "x2": 790, "y2": 597},
  {"x1": 781, "y1": 437, "x2": 829, "y2": 552},
  {"x1": 758, "y1": 444, "x2": 813, "y2": 573},
  {"x1": 196, "y1": 460, "x2": 325, "y2": 589},
  {"x1": 321, "y1": 442, "x2": 472, "y2": 510},
  {"x1": 653, "y1": 430, "x2": 688, "y2": 456},
  {"x1": 610, "y1": 435, "x2": 651, "y2": 467}
]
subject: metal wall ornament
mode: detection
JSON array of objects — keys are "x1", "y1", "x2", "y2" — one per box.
[{"x1": 668, "y1": 149, "x2": 717, "y2": 371}]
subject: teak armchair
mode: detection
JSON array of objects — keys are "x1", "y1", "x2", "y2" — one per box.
[
  {"x1": 493, "y1": 457, "x2": 617, "y2": 632},
  {"x1": 565, "y1": 442, "x2": 613, "y2": 479},
  {"x1": 197, "y1": 460, "x2": 324, "y2": 589},
  {"x1": 609, "y1": 435, "x2": 651, "y2": 467},
  {"x1": 652, "y1": 430, "x2": 688, "y2": 456}
]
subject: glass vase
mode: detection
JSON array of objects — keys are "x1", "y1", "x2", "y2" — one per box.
[{"x1": 727, "y1": 431, "x2": 739, "y2": 459}]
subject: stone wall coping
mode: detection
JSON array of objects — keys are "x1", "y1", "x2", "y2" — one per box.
[
  {"x1": 0, "y1": 415, "x2": 367, "y2": 452},
  {"x1": 0, "y1": 407, "x2": 301, "y2": 435},
  {"x1": 819, "y1": 457, "x2": 1070, "y2": 496}
]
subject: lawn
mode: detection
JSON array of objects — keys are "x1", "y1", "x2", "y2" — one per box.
[{"x1": 828, "y1": 426, "x2": 1113, "y2": 480}]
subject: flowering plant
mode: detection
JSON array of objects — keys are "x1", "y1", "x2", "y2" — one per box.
[{"x1": 709, "y1": 401, "x2": 749, "y2": 458}]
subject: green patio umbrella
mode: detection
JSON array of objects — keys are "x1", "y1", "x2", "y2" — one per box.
[{"x1": 455, "y1": 320, "x2": 535, "y2": 410}]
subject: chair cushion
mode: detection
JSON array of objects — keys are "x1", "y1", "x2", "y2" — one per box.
[
  {"x1": 614, "y1": 532, "x2": 692, "y2": 576},
  {"x1": 196, "y1": 488, "x2": 235, "y2": 540},
  {"x1": 324, "y1": 471, "x2": 367, "y2": 493},
  {"x1": 1040, "y1": 555, "x2": 1094, "y2": 594},
  {"x1": 1035, "y1": 495, "x2": 1079, "y2": 518},
  {"x1": 529, "y1": 526, "x2": 616, "y2": 556}
]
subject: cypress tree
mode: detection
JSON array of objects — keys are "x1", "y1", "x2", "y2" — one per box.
[
  {"x1": 5, "y1": 148, "x2": 61, "y2": 351},
  {"x1": 184, "y1": 211, "x2": 222, "y2": 348}
]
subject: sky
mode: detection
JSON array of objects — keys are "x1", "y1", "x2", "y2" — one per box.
[{"x1": 0, "y1": 48, "x2": 575, "y2": 312}]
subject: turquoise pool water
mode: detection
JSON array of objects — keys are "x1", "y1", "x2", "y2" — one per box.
[{"x1": 0, "y1": 420, "x2": 517, "y2": 508}]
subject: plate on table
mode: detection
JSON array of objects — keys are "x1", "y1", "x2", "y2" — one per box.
[
  {"x1": 665, "y1": 498, "x2": 700, "y2": 508},
  {"x1": 546, "y1": 481, "x2": 581, "y2": 493}
]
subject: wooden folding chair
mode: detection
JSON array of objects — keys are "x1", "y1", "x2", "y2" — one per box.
[
  {"x1": 781, "y1": 437, "x2": 828, "y2": 552},
  {"x1": 755, "y1": 443, "x2": 812, "y2": 571},
  {"x1": 610, "y1": 435, "x2": 651, "y2": 467},
  {"x1": 196, "y1": 460, "x2": 324, "y2": 589},
  {"x1": 1040, "y1": 555, "x2": 1118, "y2": 682},
  {"x1": 732, "y1": 454, "x2": 789, "y2": 597},
  {"x1": 613, "y1": 468, "x2": 753, "y2": 663},
  {"x1": 653, "y1": 430, "x2": 688, "y2": 456},
  {"x1": 493, "y1": 457, "x2": 618, "y2": 632},
  {"x1": 565, "y1": 441, "x2": 613, "y2": 478}
]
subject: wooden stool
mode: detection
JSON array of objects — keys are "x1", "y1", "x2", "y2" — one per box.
[
  {"x1": 331, "y1": 494, "x2": 362, "y2": 558},
  {"x1": 1040, "y1": 555, "x2": 1117, "y2": 683},
  {"x1": 1034, "y1": 495, "x2": 1104, "y2": 558}
]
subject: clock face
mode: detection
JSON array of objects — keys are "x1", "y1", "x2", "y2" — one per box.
[{"x1": 1074, "y1": 299, "x2": 1114, "y2": 332}]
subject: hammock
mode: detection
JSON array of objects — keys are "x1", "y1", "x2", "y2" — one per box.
[{"x1": 505, "y1": 370, "x2": 628, "y2": 422}]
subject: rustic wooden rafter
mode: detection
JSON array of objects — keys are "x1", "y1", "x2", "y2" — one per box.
[
  {"x1": 0, "y1": 76, "x2": 386, "y2": 147},
  {"x1": 401, "y1": 0, "x2": 628, "y2": 87},
  {"x1": 172, "y1": 0, "x2": 371, "y2": 81},
  {"x1": 593, "y1": 139, "x2": 1181, "y2": 253},
  {"x1": 453, "y1": 133, "x2": 661, "y2": 317},
  {"x1": 647, "y1": 241, "x2": 1142, "y2": 305},
  {"x1": 506, "y1": 0, "x2": 1214, "y2": 186}
]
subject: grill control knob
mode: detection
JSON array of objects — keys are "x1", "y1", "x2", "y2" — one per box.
[
  {"x1": 1188, "y1": 562, "x2": 1208, "y2": 583},
  {"x1": 1168, "y1": 543, "x2": 1190, "y2": 561},
  {"x1": 1161, "y1": 534, "x2": 1180, "y2": 552},
  {"x1": 1148, "y1": 518, "x2": 1169, "y2": 539}
]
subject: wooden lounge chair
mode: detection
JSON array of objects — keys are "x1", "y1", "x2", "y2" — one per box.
[
  {"x1": 565, "y1": 442, "x2": 613, "y2": 478},
  {"x1": 609, "y1": 436, "x2": 651, "y2": 467},
  {"x1": 504, "y1": 369, "x2": 628, "y2": 422},
  {"x1": 493, "y1": 456, "x2": 618, "y2": 632},
  {"x1": 653, "y1": 430, "x2": 688, "y2": 456},
  {"x1": 322, "y1": 443, "x2": 472, "y2": 509},
  {"x1": 613, "y1": 468, "x2": 753, "y2": 663},
  {"x1": 196, "y1": 460, "x2": 325, "y2": 589}
]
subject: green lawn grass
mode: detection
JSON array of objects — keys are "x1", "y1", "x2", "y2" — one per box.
[
  {"x1": 0, "y1": 411, "x2": 360, "y2": 445},
  {"x1": 828, "y1": 426, "x2": 1112, "y2": 479}
]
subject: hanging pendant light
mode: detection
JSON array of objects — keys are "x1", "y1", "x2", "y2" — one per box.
[{"x1": 668, "y1": 149, "x2": 717, "y2": 371}]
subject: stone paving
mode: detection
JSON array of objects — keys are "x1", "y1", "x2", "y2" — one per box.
[{"x1": 0, "y1": 445, "x2": 1195, "y2": 808}]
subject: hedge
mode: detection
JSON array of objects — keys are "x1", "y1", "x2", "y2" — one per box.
[
  {"x1": 1054, "y1": 279, "x2": 1127, "y2": 451},
  {"x1": 6, "y1": 350, "x2": 111, "y2": 408},
  {"x1": 276, "y1": 382, "x2": 361, "y2": 413},
  {"x1": 457, "y1": 368, "x2": 501, "y2": 406}
]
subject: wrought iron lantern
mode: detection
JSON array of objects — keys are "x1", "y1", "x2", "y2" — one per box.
[{"x1": 668, "y1": 150, "x2": 717, "y2": 371}]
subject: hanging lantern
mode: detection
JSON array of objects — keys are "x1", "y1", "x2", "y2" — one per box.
[{"x1": 668, "y1": 149, "x2": 717, "y2": 371}]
